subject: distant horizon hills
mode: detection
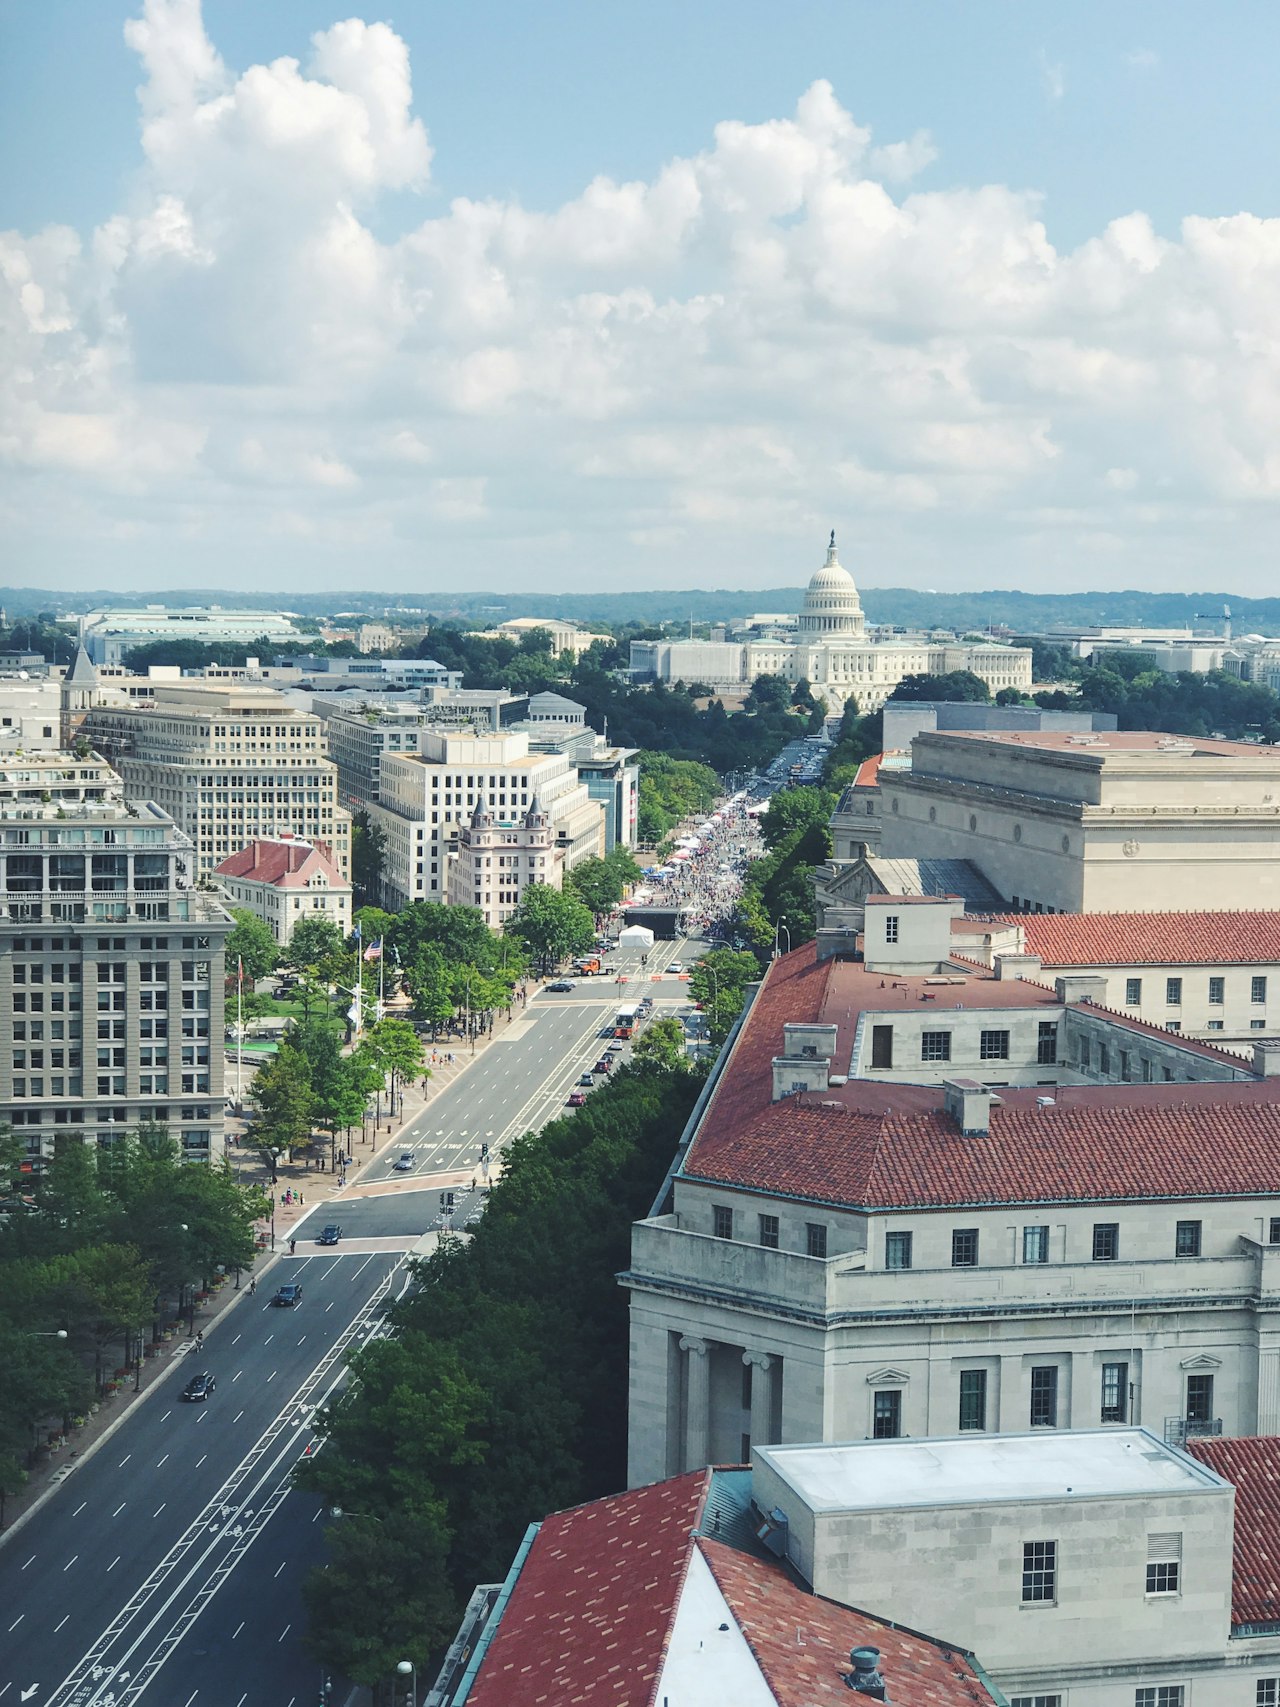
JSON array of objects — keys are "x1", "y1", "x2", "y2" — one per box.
[{"x1": 1, "y1": 584, "x2": 1275, "y2": 638}]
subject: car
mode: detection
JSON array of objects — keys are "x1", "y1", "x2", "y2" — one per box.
[
  {"x1": 566, "y1": 1090, "x2": 587, "y2": 1107},
  {"x1": 547, "y1": 980, "x2": 576, "y2": 993},
  {"x1": 316, "y1": 1224, "x2": 342, "y2": 1246},
  {"x1": 182, "y1": 1372, "x2": 216, "y2": 1402},
  {"x1": 667, "y1": 962, "x2": 684, "y2": 975},
  {"x1": 272, "y1": 1284, "x2": 303, "y2": 1307},
  {"x1": 593, "y1": 1057, "x2": 612, "y2": 1073},
  {"x1": 578, "y1": 1071, "x2": 594, "y2": 1086},
  {"x1": 606, "y1": 1040, "x2": 624, "y2": 1053},
  {"x1": 393, "y1": 1152, "x2": 415, "y2": 1171}
]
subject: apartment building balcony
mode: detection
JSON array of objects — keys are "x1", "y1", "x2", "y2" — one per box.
[{"x1": 1, "y1": 889, "x2": 228, "y2": 927}]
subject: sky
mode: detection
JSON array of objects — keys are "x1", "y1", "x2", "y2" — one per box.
[{"x1": 5, "y1": 1, "x2": 1280, "y2": 600}]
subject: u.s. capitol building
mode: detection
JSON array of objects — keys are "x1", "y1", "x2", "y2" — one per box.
[{"x1": 630, "y1": 534, "x2": 1032, "y2": 714}]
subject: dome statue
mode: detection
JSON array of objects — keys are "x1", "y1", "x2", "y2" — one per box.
[{"x1": 796, "y1": 531, "x2": 866, "y2": 641}]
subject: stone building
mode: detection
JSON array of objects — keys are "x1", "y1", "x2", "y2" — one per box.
[
  {"x1": 81, "y1": 682, "x2": 350, "y2": 880},
  {"x1": 878, "y1": 728, "x2": 1280, "y2": 914},
  {"x1": 0, "y1": 753, "x2": 230, "y2": 1168},
  {"x1": 214, "y1": 834, "x2": 350, "y2": 946},
  {"x1": 623, "y1": 898, "x2": 1280, "y2": 1488},
  {"x1": 449, "y1": 796, "x2": 558, "y2": 929}
]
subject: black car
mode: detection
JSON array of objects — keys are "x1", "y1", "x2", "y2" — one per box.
[
  {"x1": 272, "y1": 1284, "x2": 303, "y2": 1307},
  {"x1": 182, "y1": 1371, "x2": 216, "y2": 1402},
  {"x1": 546, "y1": 980, "x2": 576, "y2": 993},
  {"x1": 316, "y1": 1224, "x2": 342, "y2": 1246}
]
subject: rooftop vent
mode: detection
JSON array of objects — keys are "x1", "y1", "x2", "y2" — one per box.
[{"x1": 845, "y1": 1646, "x2": 888, "y2": 1700}]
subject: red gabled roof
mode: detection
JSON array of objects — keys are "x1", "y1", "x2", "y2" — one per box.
[
  {"x1": 700, "y1": 1539, "x2": 996, "y2": 1707},
  {"x1": 467, "y1": 1470, "x2": 711, "y2": 1707},
  {"x1": 978, "y1": 911, "x2": 1280, "y2": 969},
  {"x1": 1185, "y1": 1437, "x2": 1280, "y2": 1627},
  {"x1": 214, "y1": 837, "x2": 345, "y2": 890},
  {"x1": 853, "y1": 753, "x2": 885, "y2": 789}
]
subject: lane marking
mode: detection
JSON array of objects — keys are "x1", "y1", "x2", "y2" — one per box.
[
  {"x1": 119, "y1": 1455, "x2": 131, "y2": 1467},
  {"x1": 156, "y1": 1455, "x2": 169, "y2": 1468},
  {"x1": 63, "y1": 1555, "x2": 78, "y2": 1572},
  {"x1": 277, "y1": 1623, "x2": 292, "y2": 1643},
  {"x1": 112, "y1": 1504, "x2": 126, "y2": 1517},
  {"x1": 152, "y1": 1505, "x2": 165, "y2": 1518},
  {"x1": 21, "y1": 1555, "x2": 36, "y2": 1571},
  {"x1": 108, "y1": 1556, "x2": 121, "y2": 1572},
  {"x1": 72, "y1": 1502, "x2": 87, "y2": 1516}
]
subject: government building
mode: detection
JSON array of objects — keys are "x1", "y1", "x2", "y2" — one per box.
[{"x1": 630, "y1": 534, "x2": 1032, "y2": 713}]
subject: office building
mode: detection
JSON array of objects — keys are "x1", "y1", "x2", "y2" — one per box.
[
  {"x1": 368, "y1": 729, "x2": 605, "y2": 909},
  {"x1": 442, "y1": 1432, "x2": 1280, "y2": 1707},
  {"x1": 624, "y1": 897, "x2": 1280, "y2": 1487},
  {"x1": 80, "y1": 607, "x2": 300, "y2": 667},
  {"x1": 878, "y1": 728, "x2": 1280, "y2": 913},
  {"x1": 312, "y1": 697, "x2": 430, "y2": 813},
  {"x1": 0, "y1": 753, "x2": 230, "y2": 1168},
  {"x1": 81, "y1": 683, "x2": 350, "y2": 880},
  {"x1": 214, "y1": 834, "x2": 350, "y2": 946},
  {"x1": 449, "y1": 797, "x2": 557, "y2": 929}
]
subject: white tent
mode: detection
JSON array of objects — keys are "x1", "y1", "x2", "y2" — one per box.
[{"x1": 619, "y1": 924, "x2": 655, "y2": 950}]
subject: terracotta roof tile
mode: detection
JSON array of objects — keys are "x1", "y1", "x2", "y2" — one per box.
[
  {"x1": 1185, "y1": 1437, "x2": 1280, "y2": 1627},
  {"x1": 682, "y1": 942, "x2": 1280, "y2": 1210},
  {"x1": 700, "y1": 1539, "x2": 997, "y2": 1707},
  {"x1": 214, "y1": 837, "x2": 345, "y2": 890},
  {"x1": 975, "y1": 911, "x2": 1280, "y2": 969},
  {"x1": 467, "y1": 1471, "x2": 711, "y2": 1707}
]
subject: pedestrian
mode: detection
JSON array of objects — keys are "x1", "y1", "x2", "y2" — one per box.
[
  {"x1": 249, "y1": 1276, "x2": 257, "y2": 1294},
  {"x1": 289, "y1": 1237, "x2": 296, "y2": 1254},
  {"x1": 299, "y1": 1192, "x2": 304, "y2": 1205},
  {"x1": 196, "y1": 1330, "x2": 204, "y2": 1345}
]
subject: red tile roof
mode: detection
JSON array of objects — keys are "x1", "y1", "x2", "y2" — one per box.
[
  {"x1": 700, "y1": 1539, "x2": 996, "y2": 1707},
  {"x1": 466, "y1": 1470, "x2": 710, "y2": 1707},
  {"x1": 977, "y1": 911, "x2": 1280, "y2": 969},
  {"x1": 1185, "y1": 1436, "x2": 1280, "y2": 1628},
  {"x1": 681, "y1": 941, "x2": 1280, "y2": 1210},
  {"x1": 214, "y1": 837, "x2": 345, "y2": 890},
  {"x1": 853, "y1": 753, "x2": 885, "y2": 789}
]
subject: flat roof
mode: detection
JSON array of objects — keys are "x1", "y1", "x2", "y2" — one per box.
[
  {"x1": 925, "y1": 729, "x2": 1277, "y2": 759},
  {"x1": 757, "y1": 1430, "x2": 1228, "y2": 1513}
]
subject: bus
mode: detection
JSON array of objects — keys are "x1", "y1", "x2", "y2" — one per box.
[{"x1": 614, "y1": 1003, "x2": 642, "y2": 1039}]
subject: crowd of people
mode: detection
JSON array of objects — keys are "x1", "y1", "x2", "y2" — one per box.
[{"x1": 637, "y1": 791, "x2": 765, "y2": 943}]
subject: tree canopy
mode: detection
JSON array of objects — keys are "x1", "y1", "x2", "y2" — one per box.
[
  {"x1": 225, "y1": 909, "x2": 278, "y2": 985},
  {"x1": 505, "y1": 883, "x2": 595, "y2": 971}
]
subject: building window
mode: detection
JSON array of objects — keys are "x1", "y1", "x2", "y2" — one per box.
[
  {"x1": 1135, "y1": 1689, "x2": 1184, "y2": 1707},
  {"x1": 805, "y1": 1223, "x2": 828, "y2": 1259},
  {"x1": 1021, "y1": 1539, "x2": 1057, "y2": 1603},
  {"x1": 871, "y1": 1025, "x2": 894, "y2": 1069},
  {"x1": 758, "y1": 1214, "x2": 779, "y2": 1250},
  {"x1": 1253, "y1": 976, "x2": 1268, "y2": 1004},
  {"x1": 1255, "y1": 1683, "x2": 1278, "y2": 1707},
  {"x1": 1208, "y1": 976, "x2": 1225, "y2": 1005},
  {"x1": 1101, "y1": 1361, "x2": 1128, "y2": 1423},
  {"x1": 713, "y1": 1205, "x2": 733, "y2": 1240},
  {"x1": 1185, "y1": 1373, "x2": 1214, "y2": 1428},
  {"x1": 959, "y1": 1368, "x2": 987, "y2": 1432},
  {"x1": 1030, "y1": 1366, "x2": 1059, "y2": 1428},
  {"x1": 1207, "y1": 1019, "x2": 1224, "y2": 1030},
  {"x1": 884, "y1": 915, "x2": 899, "y2": 944},
  {"x1": 1011, "y1": 1697, "x2": 1062, "y2": 1707},
  {"x1": 921, "y1": 1031, "x2": 952, "y2": 1062},
  {"x1": 980, "y1": 1029, "x2": 1010, "y2": 1060},
  {"x1": 1125, "y1": 978, "x2": 1142, "y2": 1005},
  {"x1": 1270, "y1": 1217, "x2": 1280, "y2": 1245},
  {"x1": 1145, "y1": 1561, "x2": 1180, "y2": 1596},
  {"x1": 1022, "y1": 1225, "x2": 1049, "y2": 1265},
  {"x1": 1037, "y1": 1022, "x2": 1058, "y2": 1065},
  {"x1": 885, "y1": 1231, "x2": 913, "y2": 1270},
  {"x1": 1165, "y1": 977, "x2": 1182, "y2": 1006},
  {"x1": 1175, "y1": 1220, "x2": 1202, "y2": 1258},
  {"x1": 872, "y1": 1389, "x2": 901, "y2": 1439},
  {"x1": 951, "y1": 1228, "x2": 979, "y2": 1267},
  {"x1": 1092, "y1": 1222, "x2": 1119, "y2": 1262}
]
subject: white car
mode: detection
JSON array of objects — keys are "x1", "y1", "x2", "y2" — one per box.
[
  {"x1": 667, "y1": 962, "x2": 683, "y2": 975},
  {"x1": 393, "y1": 1152, "x2": 415, "y2": 1172}
]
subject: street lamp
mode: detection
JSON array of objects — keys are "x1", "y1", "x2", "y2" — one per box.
[
  {"x1": 772, "y1": 921, "x2": 791, "y2": 961},
  {"x1": 397, "y1": 1659, "x2": 417, "y2": 1707},
  {"x1": 30, "y1": 1329, "x2": 69, "y2": 1338}
]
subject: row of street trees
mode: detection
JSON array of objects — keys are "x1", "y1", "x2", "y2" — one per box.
[{"x1": 0, "y1": 1125, "x2": 267, "y2": 1517}]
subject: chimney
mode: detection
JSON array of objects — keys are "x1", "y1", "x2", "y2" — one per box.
[
  {"x1": 845, "y1": 1647, "x2": 888, "y2": 1700},
  {"x1": 995, "y1": 951, "x2": 1042, "y2": 981},
  {"x1": 943, "y1": 1078, "x2": 992, "y2": 1136},
  {"x1": 1054, "y1": 973, "x2": 1108, "y2": 1006},
  {"x1": 1252, "y1": 1041, "x2": 1280, "y2": 1078},
  {"x1": 771, "y1": 1022, "x2": 839, "y2": 1102}
]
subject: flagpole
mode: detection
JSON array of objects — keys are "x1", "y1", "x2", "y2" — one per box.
[
  {"x1": 236, "y1": 956, "x2": 243, "y2": 1107},
  {"x1": 378, "y1": 939, "x2": 384, "y2": 1023}
]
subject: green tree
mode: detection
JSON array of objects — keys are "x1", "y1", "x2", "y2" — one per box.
[
  {"x1": 689, "y1": 948, "x2": 762, "y2": 1044},
  {"x1": 888, "y1": 669, "x2": 992, "y2": 703},
  {"x1": 404, "y1": 944, "x2": 456, "y2": 1033},
  {"x1": 249, "y1": 1045, "x2": 317, "y2": 1163},
  {"x1": 351, "y1": 809, "x2": 387, "y2": 910},
  {"x1": 284, "y1": 916, "x2": 346, "y2": 978},
  {"x1": 761, "y1": 784, "x2": 835, "y2": 851},
  {"x1": 225, "y1": 909, "x2": 278, "y2": 985},
  {"x1": 564, "y1": 856, "x2": 624, "y2": 919},
  {"x1": 632, "y1": 1016, "x2": 690, "y2": 1070},
  {"x1": 506, "y1": 883, "x2": 595, "y2": 972},
  {"x1": 366, "y1": 1018, "x2": 426, "y2": 1114}
]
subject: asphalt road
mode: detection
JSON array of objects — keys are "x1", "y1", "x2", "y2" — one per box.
[{"x1": 0, "y1": 934, "x2": 704, "y2": 1706}]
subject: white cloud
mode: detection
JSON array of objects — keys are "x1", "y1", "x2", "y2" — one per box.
[
  {"x1": 1038, "y1": 51, "x2": 1066, "y2": 104},
  {"x1": 5, "y1": 2, "x2": 1280, "y2": 593}
]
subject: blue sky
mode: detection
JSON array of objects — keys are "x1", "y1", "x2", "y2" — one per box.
[{"x1": 4, "y1": 1, "x2": 1280, "y2": 597}]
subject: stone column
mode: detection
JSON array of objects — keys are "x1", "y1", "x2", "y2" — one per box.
[
  {"x1": 681, "y1": 1335, "x2": 711, "y2": 1470},
  {"x1": 743, "y1": 1351, "x2": 773, "y2": 1454}
]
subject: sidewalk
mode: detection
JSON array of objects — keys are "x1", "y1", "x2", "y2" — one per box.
[{"x1": 0, "y1": 999, "x2": 535, "y2": 1541}]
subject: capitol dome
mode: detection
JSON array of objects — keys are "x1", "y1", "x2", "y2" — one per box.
[{"x1": 797, "y1": 532, "x2": 866, "y2": 640}]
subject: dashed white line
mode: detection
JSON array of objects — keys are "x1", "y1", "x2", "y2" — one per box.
[
  {"x1": 274, "y1": 1560, "x2": 287, "y2": 1578},
  {"x1": 232, "y1": 1371, "x2": 243, "y2": 1382},
  {"x1": 63, "y1": 1554, "x2": 78, "y2": 1571},
  {"x1": 119, "y1": 1453, "x2": 131, "y2": 1467},
  {"x1": 72, "y1": 1501, "x2": 87, "y2": 1515},
  {"x1": 160, "y1": 1410, "x2": 172, "y2": 1422},
  {"x1": 7, "y1": 1616, "x2": 22, "y2": 1632},
  {"x1": 234, "y1": 1409, "x2": 245, "y2": 1422},
  {"x1": 108, "y1": 1555, "x2": 121, "y2": 1572},
  {"x1": 195, "y1": 1453, "x2": 207, "y2": 1467},
  {"x1": 266, "y1": 1372, "x2": 276, "y2": 1383},
  {"x1": 157, "y1": 1453, "x2": 169, "y2": 1467},
  {"x1": 113, "y1": 1503, "x2": 126, "y2": 1516},
  {"x1": 233, "y1": 1622, "x2": 245, "y2": 1639},
  {"x1": 55, "y1": 1613, "x2": 70, "y2": 1632},
  {"x1": 20, "y1": 1554, "x2": 35, "y2": 1570},
  {"x1": 153, "y1": 1502, "x2": 166, "y2": 1516},
  {"x1": 232, "y1": 1333, "x2": 242, "y2": 1345},
  {"x1": 277, "y1": 1622, "x2": 292, "y2": 1643}
]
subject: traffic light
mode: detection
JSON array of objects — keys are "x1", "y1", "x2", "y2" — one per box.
[{"x1": 480, "y1": 1142, "x2": 489, "y2": 1160}]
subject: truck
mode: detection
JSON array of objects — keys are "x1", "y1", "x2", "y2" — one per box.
[
  {"x1": 614, "y1": 1003, "x2": 642, "y2": 1040},
  {"x1": 573, "y1": 955, "x2": 602, "y2": 976}
]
